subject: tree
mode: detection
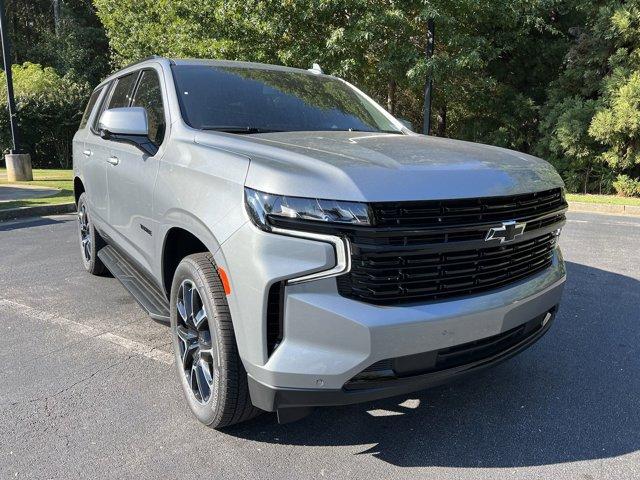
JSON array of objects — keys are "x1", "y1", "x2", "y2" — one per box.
[
  {"x1": 589, "y1": 6, "x2": 640, "y2": 174},
  {"x1": 537, "y1": 2, "x2": 640, "y2": 195},
  {"x1": 2, "y1": 0, "x2": 110, "y2": 85},
  {"x1": 95, "y1": 0, "x2": 572, "y2": 153},
  {"x1": 0, "y1": 62, "x2": 89, "y2": 167}
]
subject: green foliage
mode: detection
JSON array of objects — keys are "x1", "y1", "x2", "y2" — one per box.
[
  {"x1": 0, "y1": 1, "x2": 108, "y2": 168},
  {"x1": 538, "y1": 2, "x2": 640, "y2": 196},
  {"x1": 3, "y1": 0, "x2": 640, "y2": 197},
  {"x1": 93, "y1": 0, "x2": 571, "y2": 153},
  {"x1": 537, "y1": 96, "x2": 604, "y2": 192},
  {"x1": 5, "y1": 0, "x2": 110, "y2": 85},
  {"x1": 588, "y1": 5, "x2": 640, "y2": 174},
  {"x1": 613, "y1": 174, "x2": 640, "y2": 197},
  {"x1": 0, "y1": 63, "x2": 89, "y2": 168},
  {"x1": 590, "y1": 71, "x2": 640, "y2": 170}
]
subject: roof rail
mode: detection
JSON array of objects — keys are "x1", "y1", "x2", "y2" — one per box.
[{"x1": 120, "y1": 55, "x2": 173, "y2": 70}]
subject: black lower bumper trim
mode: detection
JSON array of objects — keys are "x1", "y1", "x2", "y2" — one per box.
[{"x1": 248, "y1": 308, "x2": 556, "y2": 414}]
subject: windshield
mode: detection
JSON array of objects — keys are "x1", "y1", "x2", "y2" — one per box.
[{"x1": 171, "y1": 64, "x2": 403, "y2": 134}]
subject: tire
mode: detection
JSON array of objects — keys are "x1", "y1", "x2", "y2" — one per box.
[
  {"x1": 170, "y1": 252, "x2": 261, "y2": 428},
  {"x1": 77, "y1": 193, "x2": 106, "y2": 275}
]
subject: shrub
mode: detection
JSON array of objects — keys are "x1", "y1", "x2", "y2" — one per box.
[
  {"x1": 0, "y1": 62, "x2": 90, "y2": 168},
  {"x1": 613, "y1": 174, "x2": 640, "y2": 197}
]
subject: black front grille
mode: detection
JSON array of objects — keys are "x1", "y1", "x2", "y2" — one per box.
[
  {"x1": 338, "y1": 232, "x2": 557, "y2": 304},
  {"x1": 371, "y1": 187, "x2": 565, "y2": 228},
  {"x1": 337, "y1": 188, "x2": 566, "y2": 305}
]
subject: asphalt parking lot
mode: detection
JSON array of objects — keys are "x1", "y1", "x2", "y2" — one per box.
[{"x1": 0, "y1": 211, "x2": 638, "y2": 479}]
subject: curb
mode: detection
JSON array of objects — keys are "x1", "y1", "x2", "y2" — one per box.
[
  {"x1": 0, "y1": 202, "x2": 76, "y2": 221},
  {"x1": 568, "y1": 201, "x2": 640, "y2": 217}
]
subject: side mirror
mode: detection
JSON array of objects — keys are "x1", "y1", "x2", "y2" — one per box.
[
  {"x1": 398, "y1": 118, "x2": 414, "y2": 132},
  {"x1": 98, "y1": 107, "x2": 156, "y2": 155}
]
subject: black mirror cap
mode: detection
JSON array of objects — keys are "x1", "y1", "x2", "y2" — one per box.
[{"x1": 108, "y1": 133, "x2": 158, "y2": 156}]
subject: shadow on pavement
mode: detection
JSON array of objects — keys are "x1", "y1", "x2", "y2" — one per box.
[
  {"x1": 0, "y1": 216, "x2": 74, "y2": 232},
  {"x1": 226, "y1": 261, "x2": 640, "y2": 468}
]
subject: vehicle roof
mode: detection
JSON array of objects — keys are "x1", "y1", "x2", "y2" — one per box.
[
  {"x1": 170, "y1": 57, "x2": 324, "y2": 75},
  {"x1": 96, "y1": 55, "x2": 330, "y2": 89}
]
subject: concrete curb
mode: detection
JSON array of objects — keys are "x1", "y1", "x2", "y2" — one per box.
[
  {"x1": 0, "y1": 202, "x2": 76, "y2": 221},
  {"x1": 568, "y1": 201, "x2": 640, "y2": 217}
]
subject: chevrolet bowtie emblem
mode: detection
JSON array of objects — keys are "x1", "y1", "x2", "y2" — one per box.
[{"x1": 485, "y1": 221, "x2": 526, "y2": 243}]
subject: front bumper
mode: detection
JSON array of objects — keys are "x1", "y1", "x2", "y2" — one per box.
[
  {"x1": 218, "y1": 221, "x2": 566, "y2": 409},
  {"x1": 248, "y1": 307, "x2": 556, "y2": 415}
]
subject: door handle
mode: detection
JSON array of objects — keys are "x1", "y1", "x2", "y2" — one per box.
[
  {"x1": 106, "y1": 156, "x2": 120, "y2": 166},
  {"x1": 82, "y1": 149, "x2": 92, "y2": 157}
]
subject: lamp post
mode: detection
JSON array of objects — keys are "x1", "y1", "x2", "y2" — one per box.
[
  {"x1": 0, "y1": 0, "x2": 32, "y2": 181},
  {"x1": 422, "y1": 18, "x2": 435, "y2": 135}
]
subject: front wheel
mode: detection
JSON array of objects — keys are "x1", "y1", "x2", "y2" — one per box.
[
  {"x1": 76, "y1": 193, "x2": 106, "y2": 275},
  {"x1": 170, "y1": 253, "x2": 260, "y2": 428}
]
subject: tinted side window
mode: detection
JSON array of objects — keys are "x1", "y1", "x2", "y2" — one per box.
[
  {"x1": 79, "y1": 87, "x2": 103, "y2": 129},
  {"x1": 107, "y1": 72, "x2": 139, "y2": 109},
  {"x1": 131, "y1": 70, "x2": 166, "y2": 146}
]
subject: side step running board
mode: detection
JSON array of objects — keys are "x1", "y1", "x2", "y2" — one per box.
[{"x1": 98, "y1": 245, "x2": 170, "y2": 324}]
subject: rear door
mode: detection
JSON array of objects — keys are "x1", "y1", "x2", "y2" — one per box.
[{"x1": 106, "y1": 67, "x2": 168, "y2": 274}]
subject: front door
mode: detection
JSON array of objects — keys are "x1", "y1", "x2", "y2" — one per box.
[
  {"x1": 80, "y1": 85, "x2": 111, "y2": 226},
  {"x1": 106, "y1": 68, "x2": 168, "y2": 274}
]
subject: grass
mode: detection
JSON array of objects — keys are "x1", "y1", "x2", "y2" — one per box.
[
  {"x1": 0, "y1": 168, "x2": 74, "y2": 210},
  {"x1": 566, "y1": 193, "x2": 640, "y2": 207}
]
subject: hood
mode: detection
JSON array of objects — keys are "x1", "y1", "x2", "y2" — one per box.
[{"x1": 195, "y1": 130, "x2": 564, "y2": 202}]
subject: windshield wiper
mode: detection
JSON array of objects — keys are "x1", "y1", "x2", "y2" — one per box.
[
  {"x1": 200, "y1": 125, "x2": 285, "y2": 134},
  {"x1": 345, "y1": 128, "x2": 404, "y2": 135}
]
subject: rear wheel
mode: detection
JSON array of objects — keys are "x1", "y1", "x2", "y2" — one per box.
[
  {"x1": 170, "y1": 253, "x2": 260, "y2": 428},
  {"x1": 76, "y1": 193, "x2": 106, "y2": 275}
]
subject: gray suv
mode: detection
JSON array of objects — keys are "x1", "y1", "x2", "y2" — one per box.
[{"x1": 72, "y1": 56, "x2": 566, "y2": 427}]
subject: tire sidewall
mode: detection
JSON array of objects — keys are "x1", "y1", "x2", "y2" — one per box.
[
  {"x1": 170, "y1": 257, "x2": 227, "y2": 426},
  {"x1": 77, "y1": 193, "x2": 101, "y2": 273}
]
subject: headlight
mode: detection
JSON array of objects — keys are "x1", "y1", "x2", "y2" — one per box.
[{"x1": 245, "y1": 187, "x2": 371, "y2": 231}]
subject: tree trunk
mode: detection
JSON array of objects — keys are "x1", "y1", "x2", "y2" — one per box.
[
  {"x1": 583, "y1": 166, "x2": 591, "y2": 194},
  {"x1": 53, "y1": 0, "x2": 61, "y2": 36},
  {"x1": 599, "y1": 173, "x2": 603, "y2": 194},
  {"x1": 10, "y1": 9, "x2": 18, "y2": 63},
  {"x1": 422, "y1": 18, "x2": 435, "y2": 135},
  {"x1": 387, "y1": 79, "x2": 396, "y2": 115},
  {"x1": 436, "y1": 104, "x2": 447, "y2": 137}
]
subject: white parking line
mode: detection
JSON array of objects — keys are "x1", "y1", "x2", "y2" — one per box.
[
  {"x1": 0, "y1": 299, "x2": 173, "y2": 365},
  {"x1": 567, "y1": 218, "x2": 640, "y2": 227}
]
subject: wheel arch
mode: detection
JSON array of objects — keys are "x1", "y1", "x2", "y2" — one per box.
[
  {"x1": 161, "y1": 226, "x2": 211, "y2": 297},
  {"x1": 74, "y1": 176, "x2": 85, "y2": 205},
  {"x1": 159, "y1": 210, "x2": 255, "y2": 369}
]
